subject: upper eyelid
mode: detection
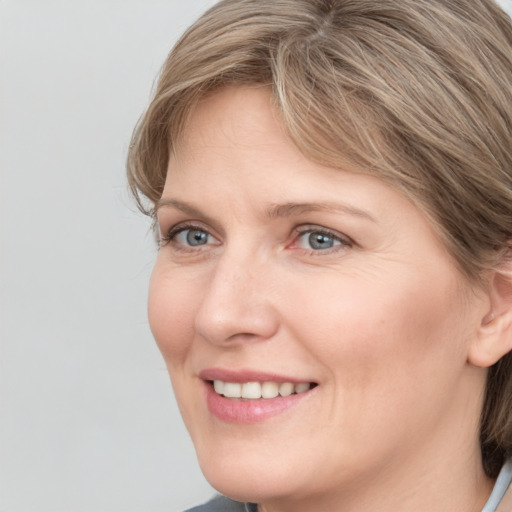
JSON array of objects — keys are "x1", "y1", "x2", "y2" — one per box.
[
  {"x1": 165, "y1": 223, "x2": 348, "y2": 238},
  {"x1": 155, "y1": 205, "x2": 224, "y2": 239},
  {"x1": 160, "y1": 220, "x2": 213, "y2": 237},
  {"x1": 291, "y1": 228, "x2": 354, "y2": 256},
  {"x1": 293, "y1": 225, "x2": 353, "y2": 242}
]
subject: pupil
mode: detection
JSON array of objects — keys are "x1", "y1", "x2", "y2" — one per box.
[
  {"x1": 187, "y1": 230, "x2": 207, "y2": 246},
  {"x1": 309, "y1": 233, "x2": 333, "y2": 249}
]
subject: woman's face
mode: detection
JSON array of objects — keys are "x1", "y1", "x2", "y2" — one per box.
[{"x1": 149, "y1": 86, "x2": 488, "y2": 505}]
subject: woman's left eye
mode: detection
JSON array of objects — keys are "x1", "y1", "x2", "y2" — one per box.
[{"x1": 294, "y1": 229, "x2": 352, "y2": 252}]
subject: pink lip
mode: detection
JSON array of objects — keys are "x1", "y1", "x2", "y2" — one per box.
[
  {"x1": 199, "y1": 368, "x2": 310, "y2": 384},
  {"x1": 199, "y1": 368, "x2": 317, "y2": 424}
]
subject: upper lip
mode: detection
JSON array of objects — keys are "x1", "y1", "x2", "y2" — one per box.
[{"x1": 199, "y1": 368, "x2": 315, "y2": 384}]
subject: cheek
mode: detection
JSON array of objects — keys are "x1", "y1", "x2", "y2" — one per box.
[
  {"x1": 148, "y1": 265, "x2": 207, "y2": 436},
  {"x1": 285, "y1": 268, "x2": 469, "y2": 391},
  {"x1": 147, "y1": 264, "x2": 198, "y2": 364},
  {"x1": 280, "y1": 270, "x2": 473, "y2": 457}
]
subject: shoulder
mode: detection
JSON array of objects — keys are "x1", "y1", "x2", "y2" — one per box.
[{"x1": 183, "y1": 495, "x2": 249, "y2": 512}]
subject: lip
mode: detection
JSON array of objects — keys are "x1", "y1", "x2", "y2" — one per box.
[
  {"x1": 199, "y1": 368, "x2": 317, "y2": 424},
  {"x1": 199, "y1": 368, "x2": 311, "y2": 384}
]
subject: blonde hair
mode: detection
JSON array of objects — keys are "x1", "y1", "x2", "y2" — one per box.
[{"x1": 127, "y1": 0, "x2": 512, "y2": 477}]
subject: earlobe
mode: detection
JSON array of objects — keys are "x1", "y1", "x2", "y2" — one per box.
[{"x1": 469, "y1": 271, "x2": 512, "y2": 368}]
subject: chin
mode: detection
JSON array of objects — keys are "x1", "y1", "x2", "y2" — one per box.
[
  {"x1": 194, "y1": 438, "x2": 306, "y2": 503},
  {"x1": 201, "y1": 465, "x2": 296, "y2": 505}
]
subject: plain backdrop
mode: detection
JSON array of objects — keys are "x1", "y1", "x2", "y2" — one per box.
[
  {"x1": 0, "y1": 1, "x2": 217, "y2": 511},
  {"x1": 1, "y1": 1, "x2": 511, "y2": 511}
]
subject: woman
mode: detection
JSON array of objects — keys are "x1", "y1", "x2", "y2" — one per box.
[{"x1": 127, "y1": 0, "x2": 512, "y2": 510}]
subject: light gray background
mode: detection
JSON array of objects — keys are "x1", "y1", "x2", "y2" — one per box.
[
  {"x1": 1, "y1": 1, "x2": 511, "y2": 511},
  {"x1": 0, "y1": 1, "x2": 217, "y2": 511}
]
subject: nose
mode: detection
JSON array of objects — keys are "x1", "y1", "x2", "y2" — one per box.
[{"x1": 194, "y1": 252, "x2": 280, "y2": 346}]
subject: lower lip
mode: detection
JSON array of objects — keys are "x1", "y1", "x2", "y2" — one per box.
[{"x1": 204, "y1": 382, "x2": 314, "y2": 424}]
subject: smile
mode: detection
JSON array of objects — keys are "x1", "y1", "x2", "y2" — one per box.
[
  {"x1": 212, "y1": 380, "x2": 313, "y2": 399},
  {"x1": 200, "y1": 369, "x2": 318, "y2": 422}
]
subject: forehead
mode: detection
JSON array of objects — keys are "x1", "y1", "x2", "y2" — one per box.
[
  {"x1": 176, "y1": 85, "x2": 283, "y2": 157},
  {"x1": 164, "y1": 87, "x2": 439, "y2": 240},
  {"x1": 166, "y1": 86, "x2": 383, "y2": 209}
]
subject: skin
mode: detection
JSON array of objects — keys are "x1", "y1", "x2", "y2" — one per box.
[{"x1": 149, "y1": 86, "x2": 497, "y2": 512}]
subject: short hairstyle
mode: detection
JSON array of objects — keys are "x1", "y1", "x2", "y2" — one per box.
[{"x1": 127, "y1": 0, "x2": 512, "y2": 477}]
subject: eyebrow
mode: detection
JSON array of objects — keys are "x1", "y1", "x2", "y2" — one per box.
[
  {"x1": 155, "y1": 198, "x2": 377, "y2": 223},
  {"x1": 155, "y1": 198, "x2": 205, "y2": 218},
  {"x1": 265, "y1": 201, "x2": 377, "y2": 222}
]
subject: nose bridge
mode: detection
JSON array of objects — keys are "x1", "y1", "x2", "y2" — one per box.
[{"x1": 194, "y1": 246, "x2": 278, "y2": 345}]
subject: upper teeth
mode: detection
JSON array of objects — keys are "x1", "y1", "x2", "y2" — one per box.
[{"x1": 213, "y1": 380, "x2": 311, "y2": 399}]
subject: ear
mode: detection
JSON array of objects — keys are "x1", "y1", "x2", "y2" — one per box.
[{"x1": 469, "y1": 270, "x2": 512, "y2": 368}]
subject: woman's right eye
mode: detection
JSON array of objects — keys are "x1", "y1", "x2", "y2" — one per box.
[
  {"x1": 176, "y1": 228, "x2": 212, "y2": 246},
  {"x1": 160, "y1": 225, "x2": 219, "y2": 249}
]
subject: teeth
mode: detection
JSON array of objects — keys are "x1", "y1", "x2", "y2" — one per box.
[
  {"x1": 261, "y1": 382, "x2": 279, "y2": 398},
  {"x1": 294, "y1": 383, "x2": 311, "y2": 394},
  {"x1": 241, "y1": 382, "x2": 261, "y2": 399},
  {"x1": 279, "y1": 382, "x2": 294, "y2": 397},
  {"x1": 223, "y1": 382, "x2": 241, "y2": 398},
  {"x1": 212, "y1": 380, "x2": 313, "y2": 399},
  {"x1": 213, "y1": 380, "x2": 224, "y2": 394}
]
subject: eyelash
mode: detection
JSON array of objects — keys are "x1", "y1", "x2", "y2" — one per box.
[
  {"x1": 159, "y1": 222, "x2": 212, "y2": 250},
  {"x1": 293, "y1": 226, "x2": 353, "y2": 254},
  {"x1": 159, "y1": 222, "x2": 353, "y2": 254}
]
